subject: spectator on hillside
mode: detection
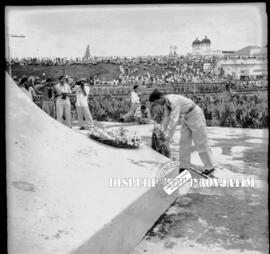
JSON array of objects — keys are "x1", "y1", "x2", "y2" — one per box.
[{"x1": 55, "y1": 75, "x2": 72, "y2": 127}]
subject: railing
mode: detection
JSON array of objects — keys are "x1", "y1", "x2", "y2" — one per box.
[{"x1": 89, "y1": 83, "x2": 267, "y2": 96}]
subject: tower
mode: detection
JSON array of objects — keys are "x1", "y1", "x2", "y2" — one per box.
[
  {"x1": 83, "y1": 44, "x2": 91, "y2": 61},
  {"x1": 169, "y1": 45, "x2": 178, "y2": 57}
]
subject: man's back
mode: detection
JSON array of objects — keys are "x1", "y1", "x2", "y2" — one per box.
[{"x1": 165, "y1": 94, "x2": 194, "y2": 114}]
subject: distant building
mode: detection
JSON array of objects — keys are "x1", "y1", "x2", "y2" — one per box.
[
  {"x1": 217, "y1": 46, "x2": 268, "y2": 79},
  {"x1": 221, "y1": 51, "x2": 235, "y2": 56},
  {"x1": 169, "y1": 45, "x2": 178, "y2": 58},
  {"x1": 192, "y1": 36, "x2": 212, "y2": 55}
]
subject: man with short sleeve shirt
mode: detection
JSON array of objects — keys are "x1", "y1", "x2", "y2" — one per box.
[
  {"x1": 149, "y1": 89, "x2": 215, "y2": 175},
  {"x1": 55, "y1": 75, "x2": 72, "y2": 127}
]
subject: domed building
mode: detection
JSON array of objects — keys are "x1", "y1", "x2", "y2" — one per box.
[
  {"x1": 192, "y1": 38, "x2": 201, "y2": 55},
  {"x1": 192, "y1": 36, "x2": 212, "y2": 55}
]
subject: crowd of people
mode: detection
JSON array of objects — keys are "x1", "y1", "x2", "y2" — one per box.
[
  {"x1": 9, "y1": 55, "x2": 267, "y2": 92},
  {"x1": 17, "y1": 75, "x2": 94, "y2": 130},
  {"x1": 13, "y1": 73, "x2": 268, "y2": 129}
]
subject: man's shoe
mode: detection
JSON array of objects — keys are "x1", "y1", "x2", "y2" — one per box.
[
  {"x1": 201, "y1": 168, "x2": 215, "y2": 175},
  {"x1": 179, "y1": 168, "x2": 188, "y2": 174},
  {"x1": 79, "y1": 127, "x2": 85, "y2": 130}
]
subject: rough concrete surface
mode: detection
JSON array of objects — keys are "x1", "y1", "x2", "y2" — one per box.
[
  {"x1": 6, "y1": 74, "x2": 173, "y2": 254},
  {"x1": 104, "y1": 124, "x2": 268, "y2": 254}
]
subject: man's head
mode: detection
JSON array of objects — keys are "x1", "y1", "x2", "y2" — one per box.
[
  {"x1": 149, "y1": 89, "x2": 165, "y2": 105},
  {"x1": 46, "y1": 77, "x2": 54, "y2": 86},
  {"x1": 133, "y1": 85, "x2": 139, "y2": 92},
  {"x1": 225, "y1": 82, "x2": 230, "y2": 90},
  {"x1": 19, "y1": 77, "x2": 28, "y2": 87},
  {"x1": 141, "y1": 104, "x2": 147, "y2": 111},
  {"x1": 58, "y1": 75, "x2": 66, "y2": 84},
  {"x1": 46, "y1": 77, "x2": 53, "y2": 83},
  {"x1": 77, "y1": 78, "x2": 87, "y2": 87}
]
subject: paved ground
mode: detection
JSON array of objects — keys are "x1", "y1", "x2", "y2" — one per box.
[{"x1": 98, "y1": 123, "x2": 268, "y2": 254}]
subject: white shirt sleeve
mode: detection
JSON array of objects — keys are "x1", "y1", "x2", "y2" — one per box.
[{"x1": 164, "y1": 101, "x2": 181, "y2": 140}]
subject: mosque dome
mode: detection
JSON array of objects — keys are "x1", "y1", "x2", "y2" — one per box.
[
  {"x1": 201, "y1": 35, "x2": 211, "y2": 44},
  {"x1": 192, "y1": 38, "x2": 201, "y2": 46}
]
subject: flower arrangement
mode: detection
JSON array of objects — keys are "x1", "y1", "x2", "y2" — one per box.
[
  {"x1": 151, "y1": 124, "x2": 171, "y2": 158},
  {"x1": 89, "y1": 125, "x2": 141, "y2": 149}
]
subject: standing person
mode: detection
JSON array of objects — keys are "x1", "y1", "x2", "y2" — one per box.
[
  {"x1": 54, "y1": 75, "x2": 72, "y2": 127},
  {"x1": 20, "y1": 77, "x2": 38, "y2": 101},
  {"x1": 120, "y1": 85, "x2": 141, "y2": 122},
  {"x1": 36, "y1": 77, "x2": 56, "y2": 118},
  {"x1": 73, "y1": 78, "x2": 94, "y2": 130},
  {"x1": 220, "y1": 82, "x2": 240, "y2": 127},
  {"x1": 149, "y1": 89, "x2": 215, "y2": 175}
]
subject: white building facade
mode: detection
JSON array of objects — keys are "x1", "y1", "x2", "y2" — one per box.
[{"x1": 217, "y1": 57, "x2": 268, "y2": 79}]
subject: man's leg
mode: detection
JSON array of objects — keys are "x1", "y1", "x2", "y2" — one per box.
[
  {"x1": 220, "y1": 105, "x2": 227, "y2": 126},
  {"x1": 187, "y1": 107, "x2": 215, "y2": 172},
  {"x1": 76, "y1": 105, "x2": 83, "y2": 127},
  {"x1": 42, "y1": 101, "x2": 49, "y2": 115},
  {"x1": 47, "y1": 101, "x2": 55, "y2": 118},
  {"x1": 82, "y1": 106, "x2": 94, "y2": 126},
  {"x1": 228, "y1": 103, "x2": 240, "y2": 127},
  {"x1": 64, "y1": 103, "x2": 71, "y2": 127},
  {"x1": 56, "y1": 102, "x2": 64, "y2": 124},
  {"x1": 51, "y1": 101, "x2": 56, "y2": 119},
  {"x1": 122, "y1": 103, "x2": 140, "y2": 122},
  {"x1": 179, "y1": 120, "x2": 192, "y2": 169}
]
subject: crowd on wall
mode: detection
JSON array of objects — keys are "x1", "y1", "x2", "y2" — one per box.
[{"x1": 9, "y1": 54, "x2": 267, "y2": 92}]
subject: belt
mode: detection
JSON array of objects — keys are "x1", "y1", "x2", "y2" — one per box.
[{"x1": 186, "y1": 104, "x2": 196, "y2": 114}]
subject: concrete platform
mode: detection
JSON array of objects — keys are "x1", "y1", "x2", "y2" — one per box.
[
  {"x1": 99, "y1": 122, "x2": 269, "y2": 253},
  {"x1": 102, "y1": 125, "x2": 267, "y2": 253},
  {"x1": 6, "y1": 74, "x2": 173, "y2": 254}
]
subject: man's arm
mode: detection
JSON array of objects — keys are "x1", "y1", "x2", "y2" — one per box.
[
  {"x1": 164, "y1": 102, "x2": 181, "y2": 141},
  {"x1": 161, "y1": 105, "x2": 170, "y2": 131},
  {"x1": 31, "y1": 85, "x2": 42, "y2": 95},
  {"x1": 134, "y1": 108, "x2": 141, "y2": 119},
  {"x1": 30, "y1": 86, "x2": 38, "y2": 96},
  {"x1": 146, "y1": 108, "x2": 151, "y2": 119},
  {"x1": 54, "y1": 85, "x2": 62, "y2": 97}
]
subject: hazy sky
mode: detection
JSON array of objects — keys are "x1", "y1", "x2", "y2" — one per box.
[{"x1": 6, "y1": 3, "x2": 267, "y2": 58}]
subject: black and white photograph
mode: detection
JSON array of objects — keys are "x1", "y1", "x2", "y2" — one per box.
[{"x1": 5, "y1": 3, "x2": 268, "y2": 254}]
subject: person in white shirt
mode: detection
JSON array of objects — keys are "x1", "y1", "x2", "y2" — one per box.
[
  {"x1": 54, "y1": 75, "x2": 72, "y2": 127},
  {"x1": 149, "y1": 89, "x2": 215, "y2": 175},
  {"x1": 72, "y1": 78, "x2": 93, "y2": 130},
  {"x1": 121, "y1": 85, "x2": 141, "y2": 122}
]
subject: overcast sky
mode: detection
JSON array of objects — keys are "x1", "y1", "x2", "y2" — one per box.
[{"x1": 6, "y1": 3, "x2": 267, "y2": 58}]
